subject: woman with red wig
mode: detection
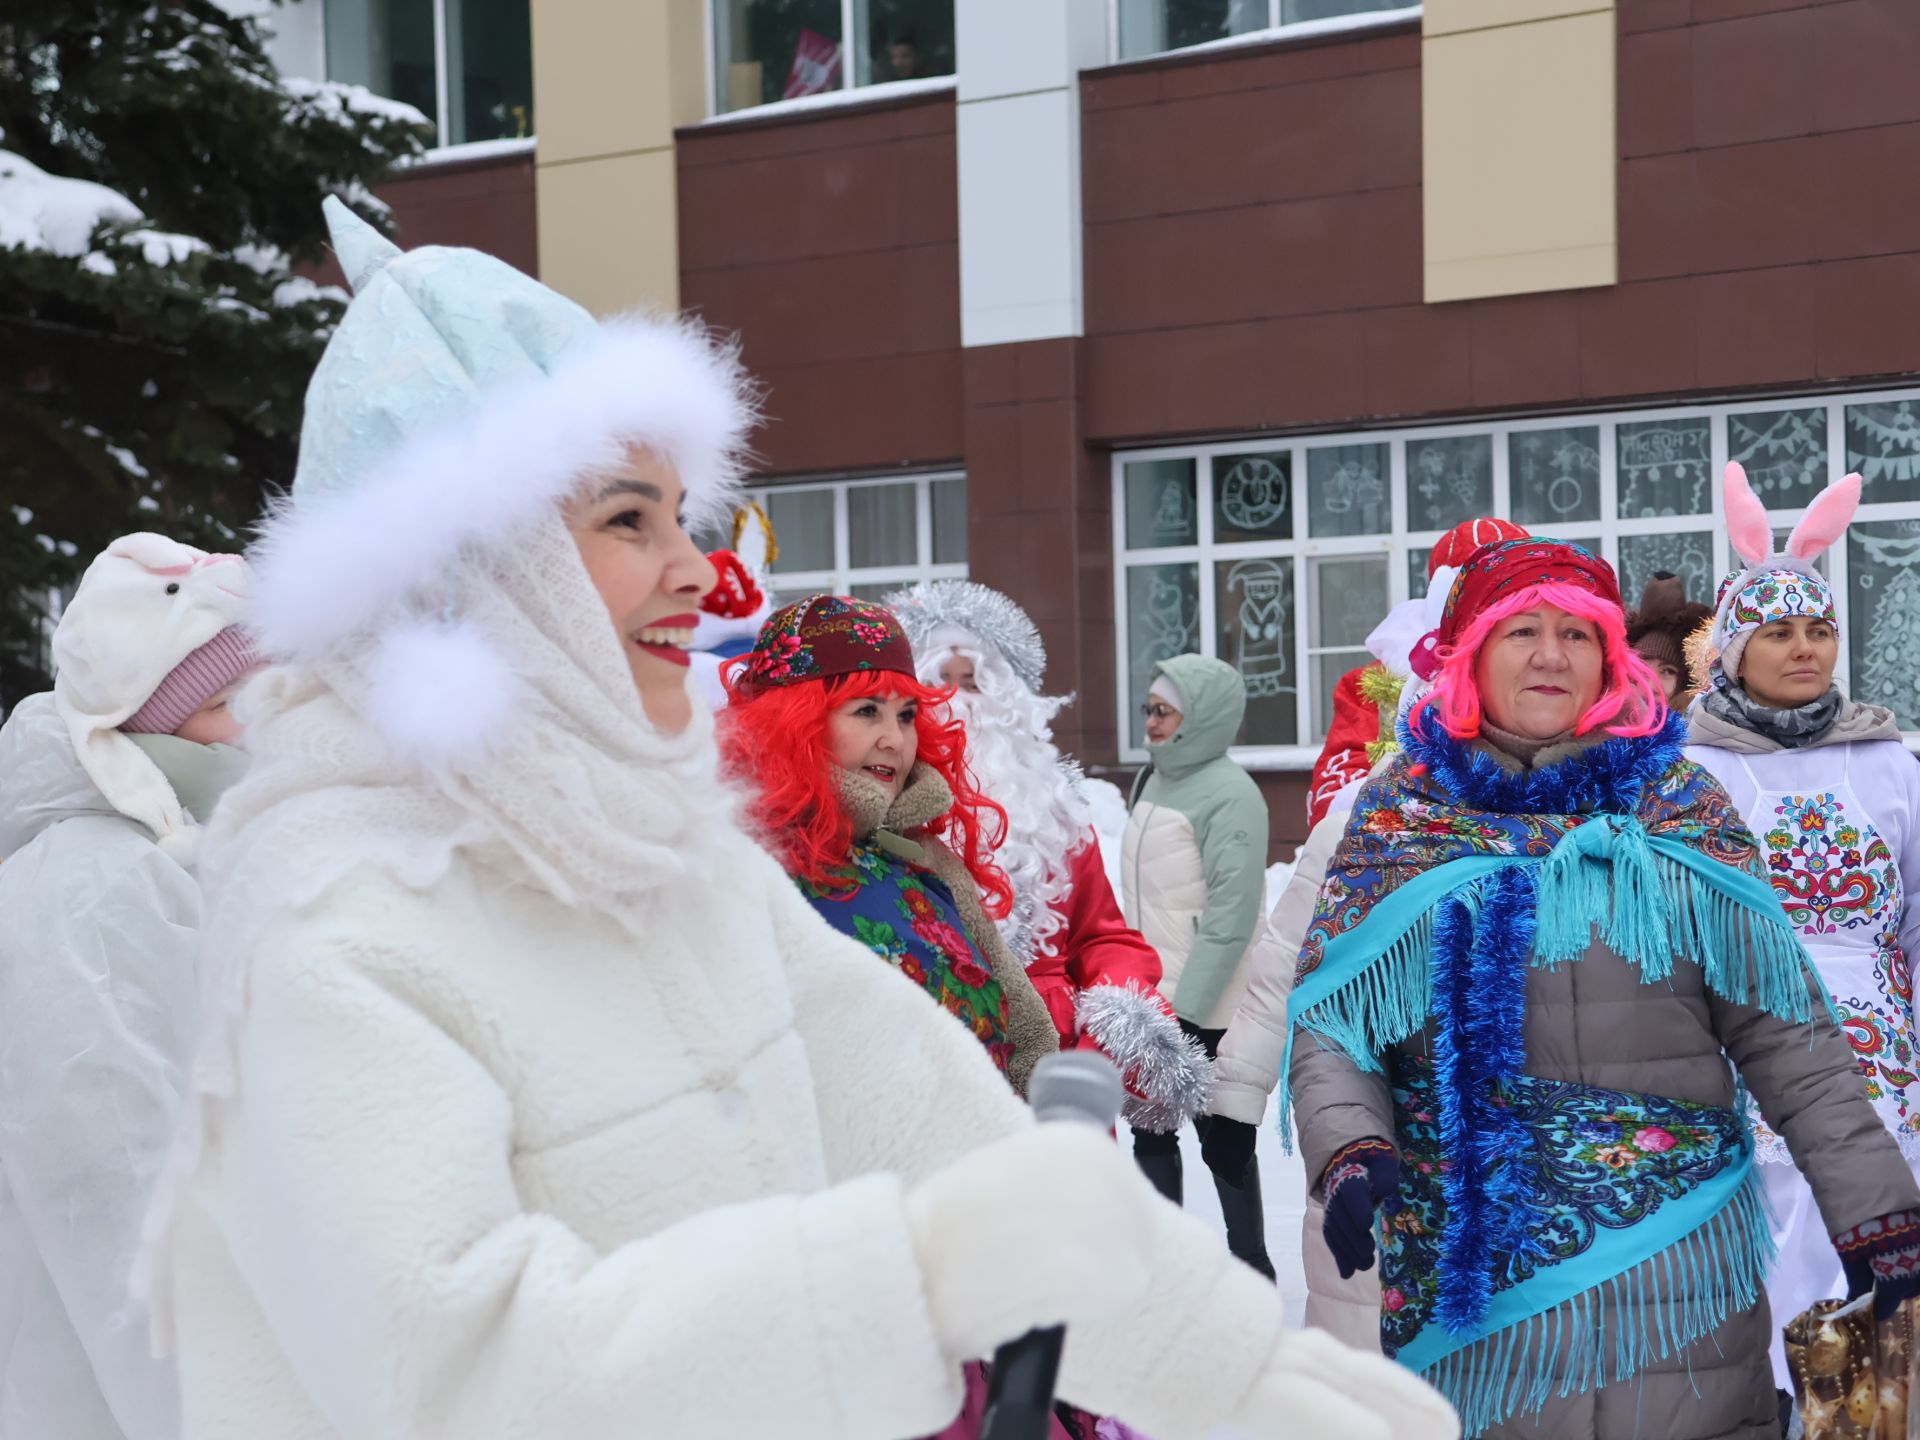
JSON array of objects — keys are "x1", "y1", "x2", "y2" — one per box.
[
  {"x1": 721, "y1": 595, "x2": 1059, "y2": 1094},
  {"x1": 1282, "y1": 537, "x2": 1920, "y2": 1440}
]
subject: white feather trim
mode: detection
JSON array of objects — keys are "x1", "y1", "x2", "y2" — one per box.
[
  {"x1": 1076, "y1": 981, "x2": 1215, "y2": 1134},
  {"x1": 250, "y1": 315, "x2": 757, "y2": 663},
  {"x1": 365, "y1": 619, "x2": 527, "y2": 768}
]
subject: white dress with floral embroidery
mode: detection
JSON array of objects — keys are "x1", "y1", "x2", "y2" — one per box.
[{"x1": 1688, "y1": 733, "x2": 1920, "y2": 1383}]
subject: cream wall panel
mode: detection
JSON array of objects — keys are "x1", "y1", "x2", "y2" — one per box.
[
  {"x1": 1424, "y1": 0, "x2": 1611, "y2": 37},
  {"x1": 532, "y1": 1, "x2": 705, "y2": 310},
  {"x1": 1422, "y1": 4, "x2": 1617, "y2": 303},
  {"x1": 532, "y1": 0, "x2": 705, "y2": 164},
  {"x1": 537, "y1": 150, "x2": 680, "y2": 315}
]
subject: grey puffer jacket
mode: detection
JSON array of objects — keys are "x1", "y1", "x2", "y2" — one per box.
[{"x1": 1291, "y1": 732, "x2": 1920, "y2": 1440}]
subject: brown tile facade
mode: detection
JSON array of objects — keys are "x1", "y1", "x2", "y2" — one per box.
[
  {"x1": 675, "y1": 94, "x2": 963, "y2": 478},
  {"x1": 374, "y1": 149, "x2": 538, "y2": 279},
  {"x1": 1078, "y1": 0, "x2": 1920, "y2": 451},
  {"x1": 959, "y1": 339, "x2": 1117, "y2": 766},
  {"x1": 360, "y1": 2, "x2": 1920, "y2": 854}
]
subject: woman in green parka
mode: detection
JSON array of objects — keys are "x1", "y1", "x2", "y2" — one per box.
[{"x1": 1121, "y1": 653, "x2": 1273, "y2": 1278}]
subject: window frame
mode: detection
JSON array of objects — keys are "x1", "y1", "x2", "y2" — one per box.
[
  {"x1": 1107, "y1": 0, "x2": 1422, "y2": 65},
  {"x1": 1110, "y1": 384, "x2": 1920, "y2": 769},
  {"x1": 702, "y1": 0, "x2": 954, "y2": 119},
  {"x1": 323, "y1": 0, "x2": 534, "y2": 153},
  {"x1": 745, "y1": 470, "x2": 968, "y2": 601}
]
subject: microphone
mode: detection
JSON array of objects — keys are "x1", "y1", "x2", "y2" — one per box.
[{"x1": 978, "y1": 1052, "x2": 1128, "y2": 1440}]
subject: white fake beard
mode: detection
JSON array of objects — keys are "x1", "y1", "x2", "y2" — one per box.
[{"x1": 942, "y1": 665, "x2": 1087, "y2": 964}]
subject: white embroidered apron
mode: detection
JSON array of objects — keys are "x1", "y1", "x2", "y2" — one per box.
[{"x1": 1738, "y1": 748, "x2": 1919, "y2": 1385}]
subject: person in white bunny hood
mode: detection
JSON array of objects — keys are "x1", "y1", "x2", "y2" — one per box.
[
  {"x1": 140, "y1": 200, "x2": 1454, "y2": 1440},
  {"x1": 1684, "y1": 462, "x2": 1920, "y2": 1387},
  {"x1": 0, "y1": 532, "x2": 258, "y2": 1440}
]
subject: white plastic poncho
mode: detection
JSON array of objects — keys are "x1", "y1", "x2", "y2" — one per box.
[{"x1": 0, "y1": 693, "x2": 205, "y2": 1440}]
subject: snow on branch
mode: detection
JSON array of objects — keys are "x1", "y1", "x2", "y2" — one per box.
[
  {"x1": 0, "y1": 150, "x2": 142, "y2": 257},
  {"x1": 282, "y1": 76, "x2": 433, "y2": 131}
]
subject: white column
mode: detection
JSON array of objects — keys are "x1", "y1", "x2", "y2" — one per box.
[{"x1": 955, "y1": 0, "x2": 1108, "y2": 348}]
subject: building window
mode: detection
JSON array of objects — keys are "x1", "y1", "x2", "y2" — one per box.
[
  {"x1": 711, "y1": 0, "x2": 955, "y2": 115},
  {"x1": 1112, "y1": 388, "x2": 1920, "y2": 763},
  {"x1": 1114, "y1": 0, "x2": 1412, "y2": 62},
  {"x1": 740, "y1": 473, "x2": 967, "y2": 603},
  {"x1": 325, "y1": 0, "x2": 534, "y2": 148}
]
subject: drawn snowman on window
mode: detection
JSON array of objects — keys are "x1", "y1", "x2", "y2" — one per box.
[{"x1": 1226, "y1": 558, "x2": 1290, "y2": 700}]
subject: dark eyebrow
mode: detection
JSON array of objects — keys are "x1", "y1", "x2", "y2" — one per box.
[{"x1": 594, "y1": 479, "x2": 664, "y2": 504}]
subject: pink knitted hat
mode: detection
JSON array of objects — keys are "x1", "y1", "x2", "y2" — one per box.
[{"x1": 120, "y1": 626, "x2": 260, "y2": 735}]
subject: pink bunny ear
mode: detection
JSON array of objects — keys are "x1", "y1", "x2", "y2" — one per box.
[
  {"x1": 1786, "y1": 472, "x2": 1861, "y2": 562},
  {"x1": 1723, "y1": 462, "x2": 1773, "y2": 569}
]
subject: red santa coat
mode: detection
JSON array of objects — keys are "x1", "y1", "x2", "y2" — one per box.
[
  {"x1": 1027, "y1": 834, "x2": 1164, "y2": 1042},
  {"x1": 1306, "y1": 666, "x2": 1376, "y2": 830},
  {"x1": 1026, "y1": 833, "x2": 1213, "y2": 1132}
]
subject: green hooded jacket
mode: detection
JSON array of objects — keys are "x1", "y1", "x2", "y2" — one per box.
[{"x1": 1120, "y1": 654, "x2": 1270, "y2": 1026}]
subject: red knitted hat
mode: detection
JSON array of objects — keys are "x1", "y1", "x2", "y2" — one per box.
[
  {"x1": 1428, "y1": 517, "x2": 1530, "y2": 577},
  {"x1": 701, "y1": 549, "x2": 766, "y2": 620},
  {"x1": 1434, "y1": 538, "x2": 1623, "y2": 658},
  {"x1": 733, "y1": 595, "x2": 916, "y2": 697}
]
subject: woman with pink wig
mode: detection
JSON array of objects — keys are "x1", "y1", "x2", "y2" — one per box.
[{"x1": 1281, "y1": 537, "x2": 1919, "y2": 1440}]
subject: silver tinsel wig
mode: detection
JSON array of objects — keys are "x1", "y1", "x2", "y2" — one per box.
[{"x1": 884, "y1": 580, "x2": 1048, "y2": 692}]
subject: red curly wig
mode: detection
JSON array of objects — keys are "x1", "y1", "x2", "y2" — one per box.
[{"x1": 718, "y1": 666, "x2": 1014, "y2": 918}]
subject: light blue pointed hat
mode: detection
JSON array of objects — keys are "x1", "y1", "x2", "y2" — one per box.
[
  {"x1": 249, "y1": 198, "x2": 758, "y2": 763},
  {"x1": 293, "y1": 197, "x2": 603, "y2": 501}
]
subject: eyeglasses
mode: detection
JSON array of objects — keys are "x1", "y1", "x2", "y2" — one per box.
[{"x1": 1139, "y1": 702, "x2": 1179, "y2": 721}]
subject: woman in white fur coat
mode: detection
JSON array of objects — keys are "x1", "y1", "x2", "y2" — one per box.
[{"x1": 142, "y1": 201, "x2": 1454, "y2": 1440}]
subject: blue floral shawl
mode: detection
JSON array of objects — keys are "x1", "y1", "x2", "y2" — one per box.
[{"x1": 1282, "y1": 711, "x2": 1831, "y2": 1434}]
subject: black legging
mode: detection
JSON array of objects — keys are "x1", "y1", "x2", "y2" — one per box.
[
  {"x1": 1128, "y1": 1020, "x2": 1275, "y2": 1279},
  {"x1": 1129, "y1": 1021, "x2": 1225, "y2": 1162}
]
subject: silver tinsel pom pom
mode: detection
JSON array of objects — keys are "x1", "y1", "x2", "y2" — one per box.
[
  {"x1": 1076, "y1": 982, "x2": 1214, "y2": 1134},
  {"x1": 883, "y1": 579, "x2": 1048, "y2": 692}
]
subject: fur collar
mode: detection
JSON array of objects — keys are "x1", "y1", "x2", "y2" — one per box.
[{"x1": 838, "y1": 763, "x2": 954, "y2": 842}]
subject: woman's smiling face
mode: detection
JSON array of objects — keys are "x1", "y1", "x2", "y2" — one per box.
[
  {"x1": 1473, "y1": 603, "x2": 1604, "y2": 741},
  {"x1": 827, "y1": 690, "x2": 919, "y2": 800},
  {"x1": 564, "y1": 447, "x2": 717, "y2": 734}
]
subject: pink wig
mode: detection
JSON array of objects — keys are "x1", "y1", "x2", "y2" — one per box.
[{"x1": 1415, "y1": 580, "x2": 1668, "y2": 741}]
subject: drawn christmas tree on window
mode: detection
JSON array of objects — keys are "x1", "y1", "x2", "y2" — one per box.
[{"x1": 1856, "y1": 531, "x2": 1920, "y2": 728}]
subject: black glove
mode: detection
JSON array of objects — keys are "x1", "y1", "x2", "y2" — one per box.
[
  {"x1": 1200, "y1": 1115, "x2": 1258, "y2": 1179},
  {"x1": 1839, "y1": 1209, "x2": 1920, "y2": 1319},
  {"x1": 1321, "y1": 1138, "x2": 1399, "y2": 1280}
]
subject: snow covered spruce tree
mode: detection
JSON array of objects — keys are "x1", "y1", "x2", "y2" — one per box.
[{"x1": 0, "y1": 0, "x2": 433, "y2": 704}]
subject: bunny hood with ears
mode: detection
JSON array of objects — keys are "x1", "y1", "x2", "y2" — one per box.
[
  {"x1": 1708, "y1": 461, "x2": 1859, "y2": 692},
  {"x1": 249, "y1": 198, "x2": 756, "y2": 766},
  {"x1": 51, "y1": 533, "x2": 252, "y2": 862}
]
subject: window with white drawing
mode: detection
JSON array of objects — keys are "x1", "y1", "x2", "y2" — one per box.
[{"x1": 1112, "y1": 388, "x2": 1920, "y2": 763}]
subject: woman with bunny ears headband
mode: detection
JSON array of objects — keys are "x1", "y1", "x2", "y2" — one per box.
[{"x1": 1685, "y1": 462, "x2": 1920, "y2": 1388}]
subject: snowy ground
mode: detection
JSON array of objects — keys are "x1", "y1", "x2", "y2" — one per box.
[
  {"x1": 1176, "y1": 1094, "x2": 1312, "y2": 1324},
  {"x1": 1083, "y1": 777, "x2": 1313, "y2": 1317}
]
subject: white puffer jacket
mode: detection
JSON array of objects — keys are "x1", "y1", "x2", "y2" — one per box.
[{"x1": 1210, "y1": 782, "x2": 1379, "y2": 1349}]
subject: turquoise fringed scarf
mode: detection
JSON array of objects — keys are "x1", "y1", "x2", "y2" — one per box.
[{"x1": 1282, "y1": 711, "x2": 1830, "y2": 1435}]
